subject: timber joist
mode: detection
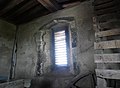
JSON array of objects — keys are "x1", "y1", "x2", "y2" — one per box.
[
  {"x1": 94, "y1": 0, "x2": 120, "y2": 16},
  {"x1": 95, "y1": 28, "x2": 120, "y2": 38},
  {"x1": 93, "y1": 18, "x2": 120, "y2": 31},
  {"x1": 95, "y1": 13, "x2": 120, "y2": 23},
  {"x1": 98, "y1": 20, "x2": 120, "y2": 29},
  {"x1": 94, "y1": 54, "x2": 120, "y2": 63},
  {"x1": 94, "y1": 0, "x2": 120, "y2": 11},
  {"x1": 94, "y1": 40, "x2": 120, "y2": 50},
  {"x1": 96, "y1": 69, "x2": 120, "y2": 80},
  {"x1": 94, "y1": 0, "x2": 120, "y2": 10},
  {"x1": 93, "y1": 0, "x2": 113, "y2": 6},
  {"x1": 94, "y1": 6, "x2": 120, "y2": 16},
  {"x1": 93, "y1": 0, "x2": 120, "y2": 6}
]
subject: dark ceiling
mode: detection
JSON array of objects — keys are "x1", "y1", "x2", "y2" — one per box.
[{"x1": 0, "y1": 0, "x2": 85, "y2": 25}]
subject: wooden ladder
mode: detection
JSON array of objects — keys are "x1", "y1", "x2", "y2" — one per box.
[{"x1": 93, "y1": 0, "x2": 120, "y2": 88}]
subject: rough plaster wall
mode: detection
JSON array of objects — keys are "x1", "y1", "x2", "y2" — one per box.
[
  {"x1": 0, "y1": 20, "x2": 16, "y2": 77},
  {"x1": 16, "y1": 0, "x2": 95, "y2": 87},
  {"x1": 15, "y1": 27, "x2": 38, "y2": 79}
]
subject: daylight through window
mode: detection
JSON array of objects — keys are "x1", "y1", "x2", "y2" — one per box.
[{"x1": 54, "y1": 30, "x2": 68, "y2": 66}]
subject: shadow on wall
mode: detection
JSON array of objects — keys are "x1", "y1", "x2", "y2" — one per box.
[{"x1": 30, "y1": 77, "x2": 53, "y2": 88}]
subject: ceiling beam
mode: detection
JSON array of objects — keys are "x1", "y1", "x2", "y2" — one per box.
[
  {"x1": 37, "y1": 0, "x2": 62, "y2": 12},
  {"x1": 0, "y1": 0, "x2": 25, "y2": 16},
  {"x1": 62, "y1": 1, "x2": 80, "y2": 8},
  {"x1": 12, "y1": 4, "x2": 48, "y2": 24},
  {"x1": 6, "y1": 0, "x2": 39, "y2": 19},
  {"x1": 0, "y1": 0, "x2": 11, "y2": 10}
]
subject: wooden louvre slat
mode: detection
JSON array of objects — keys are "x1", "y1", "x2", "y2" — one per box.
[
  {"x1": 94, "y1": 0, "x2": 117, "y2": 10},
  {"x1": 95, "y1": 28, "x2": 120, "y2": 37},
  {"x1": 94, "y1": 40, "x2": 120, "y2": 49},
  {"x1": 94, "y1": 0, "x2": 113, "y2": 6},
  {"x1": 96, "y1": 69, "x2": 120, "y2": 79},
  {"x1": 94, "y1": 54, "x2": 120, "y2": 63}
]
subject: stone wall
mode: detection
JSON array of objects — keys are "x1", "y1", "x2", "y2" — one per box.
[
  {"x1": 0, "y1": 20, "x2": 16, "y2": 77},
  {"x1": 15, "y1": 0, "x2": 95, "y2": 88},
  {"x1": 16, "y1": 0, "x2": 95, "y2": 78}
]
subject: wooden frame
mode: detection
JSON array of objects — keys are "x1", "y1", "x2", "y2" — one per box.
[
  {"x1": 96, "y1": 69, "x2": 120, "y2": 79},
  {"x1": 94, "y1": 54, "x2": 120, "y2": 63},
  {"x1": 94, "y1": 40, "x2": 120, "y2": 49}
]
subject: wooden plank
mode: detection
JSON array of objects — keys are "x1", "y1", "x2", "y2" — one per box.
[
  {"x1": 63, "y1": 1, "x2": 80, "y2": 8},
  {"x1": 37, "y1": 0, "x2": 61, "y2": 12},
  {"x1": 96, "y1": 69, "x2": 120, "y2": 79},
  {"x1": 94, "y1": 0, "x2": 118, "y2": 10},
  {"x1": 95, "y1": 28, "x2": 120, "y2": 37},
  {"x1": 96, "y1": 63, "x2": 120, "y2": 69},
  {"x1": 14, "y1": 5, "x2": 48, "y2": 24},
  {"x1": 0, "y1": 0, "x2": 25, "y2": 16},
  {"x1": 96, "y1": 13, "x2": 120, "y2": 23},
  {"x1": 94, "y1": 54, "x2": 120, "y2": 63},
  {"x1": 94, "y1": 40, "x2": 120, "y2": 49},
  {"x1": 95, "y1": 6, "x2": 120, "y2": 16},
  {"x1": 99, "y1": 20, "x2": 120, "y2": 29},
  {"x1": 94, "y1": 0, "x2": 113, "y2": 6},
  {"x1": 6, "y1": 0, "x2": 39, "y2": 19}
]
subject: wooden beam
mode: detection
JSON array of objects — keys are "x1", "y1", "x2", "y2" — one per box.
[
  {"x1": 6, "y1": 0, "x2": 39, "y2": 19},
  {"x1": 94, "y1": 0, "x2": 119, "y2": 10},
  {"x1": 37, "y1": 0, "x2": 61, "y2": 12},
  {"x1": 94, "y1": 54, "x2": 120, "y2": 63},
  {"x1": 99, "y1": 20, "x2": 120, "y2": 29},
  {"x1": 95, "y1": 28, "x2": 120, "y2": 38},
  {"x1": 95, "y1": 6, "x2": 120, "y2": 16},
  {"x1": 96, "y1": 69, "x2": 120, "y2": 79},
  {"x1": 0, "y1": 0, "x2": 25, "y2": 16},
  {"x1": 13, "y1": 5, "x2": 49, "y2": 24},
  {"x1": 95, "y1": 13, "x2": 120, "y2": 23},
  {"x1": 94, "y1": 40, "x2": 120, "y2": 49},
  {"x1": 62, "y1": 1, "x2": 80, "y2": 8},
  {"x1": 93, "y1": 0, "x2": 113, "y2": 6}
]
